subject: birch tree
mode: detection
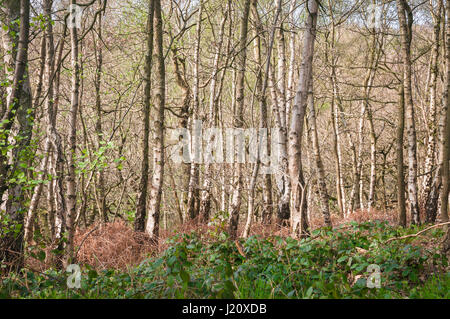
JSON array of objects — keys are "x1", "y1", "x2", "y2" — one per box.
[
  {"x1": 135, "y1": 0, "x2": 154, "y2": 232},
  {"x1": 289, "y1": 0, "x2": 319, "y2": 238},
  {"x1": 396, "y1": 0, "x2": 420, "y2": 225},
  {"x1": 146, "y1": 0, "x2": 166, "y2": 242},
  {"x1": 229, "y1": 0, "x2": 251, "y2": 240},
  {"x1": 0, "y1": 0, "x2": 30, "y2": 273}
]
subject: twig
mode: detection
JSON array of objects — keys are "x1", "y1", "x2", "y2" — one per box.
[
  {"x1": 385, "y1": 222, "x2": 450, "y2": 244},
  {"x1": 75, "y1": 225, "x2": 100, "y2": 259}
]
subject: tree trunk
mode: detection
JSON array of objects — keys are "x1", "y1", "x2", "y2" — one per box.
[
  {"x1": 307, "y1": 78, "x2": 332, "y2": 227},
  {"x1": 146, "y1": 0, "x2": 165, "y2": 243},
  {"x1": 186, "y1": 0, "x2": 203, "y2": 222},
  {"x1": 94, "y1": 5, "x2": 107, "y2": 223},
  {"x1": 397, "y1": 85, "x2": 407, "y2": 227},
  {"x1": 135, "y1": 0, "x2": 154, "y2": 232},
  {"x1": 228, "y1": 0, "x2": 251, "y2": 240},
  {"x1": 0, "y1": 0, "x2": 30, "y2": 273},
  {"x1": 442, "y1": 0, "x2": 450, "y2": 253},
  {"x1": 326, "y1": 21, "x2": 346, "y2": 216},
  {"x1": 439, "y1": 0, "x2": 450, "y2": 223},
  {"x1": 243, "y1": 0, "x2": 280, "y2": 238},
  {"x1": 423, "y1": 0, "x2": 442, "y2": 223},
  {"x1": 199, "y1": 1, "x2": 229, "y2": 224},
  {"x1": 289, "y1": 0, "x2": 318, "y2": 239},
  {"x1": 66, "y1": 0, "x2": 81, "y2": 264},
  {"x1": 397, "y1": 0, "x2": 420, "y2": 225}
]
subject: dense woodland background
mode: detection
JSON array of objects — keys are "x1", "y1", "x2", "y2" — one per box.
[{"x1": 0, "y1": 0, "x2": 450, "y2": 283}]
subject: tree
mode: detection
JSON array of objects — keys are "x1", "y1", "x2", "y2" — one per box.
[
  {"x1": 66, "y1": 0, "x2": 82, "y2": 264},
  {"x1": 439, "y1": 0, "x2": 449, "y2": 224},
  {"x1": 228, "y1": 0, "x2": 251, "y2": 240},
  {"x1": 0, "y1": 0, "x2": 30, "y2": 273},
  {"x1": 289, "y1": 0, "x2": 319, "y2": 238},
  {"x1": 442, "y1": 0, "x2": 450, "y2": 253},
  {"x1": 186, "y1": 0, "x2": 203, "y2": 222},
  {"x1": 307, "y1": 76, "x2": 332, "y2": 227},
  {"x1": 243, "y1": 0, "x2": 281, "y2": 238},
  {"x1": 396, "y1": 0, "x2": 420, "y2": 225},
  {"x1": 423, "y1": 0, "x2": 443, "y2": 223},
  {"x1": 199, "y1": 0, "x2": 230, "y2": 224},
  {"x1": 146, "y1": 0, "x2": 166, "y2": 243},
  {"x1": 135, "y1": 0, "x2": 154, "y2": 232}
]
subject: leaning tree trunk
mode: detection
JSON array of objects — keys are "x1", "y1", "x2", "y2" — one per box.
[{"x1": 288, "y1": 0, "x2": 318, "y2": 239}]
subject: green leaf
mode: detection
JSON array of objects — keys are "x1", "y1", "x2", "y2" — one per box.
[{"x1": 179, "y1": 268, "x2": 190, "y2": 284}]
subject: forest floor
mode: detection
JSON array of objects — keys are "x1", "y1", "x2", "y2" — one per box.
[{"x1": 1, "y1": 210, "x2": 450, "y2": 299}]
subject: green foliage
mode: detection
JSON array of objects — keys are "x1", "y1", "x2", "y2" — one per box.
[
  {"x1": 1, "y1": 221, "x2": 448, "y2": 299},
  {"x1": 76, "y1": 141, "x2": 125, "y2": 176}
]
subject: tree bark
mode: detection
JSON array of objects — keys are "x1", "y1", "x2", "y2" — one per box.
[
  {"x1": 439, "y1": 0, "x2": 450, "y2": 224},
  {"x1": 146, "y1": 0, "x2": 165, "y2": 243},
  {"x1": 307, "y1": 78, "x2": 332, "y2": 227},
  {"x1": 397, "y1": 0, "x2": 420, "y2": 225},
  {"x1": 135, "y1": 0, "x2": 154, "y2": 232},
  {"x1": 66, "y1": 0, "x2": 81, "y2": 264},
  {"x1": 397, "y1": 85, "x2": 407, "y2": 227},
  {"x1": 423, "y1": 0, "x2": 442, "y2": 223},
  {"x1": 0, "y1": 0, "x2": 30, "y2": 273},
  {"x1": 289, "y1": 0, "x2": 318, "y2": 239},
  {"x1": 243, "y1": 0, "x2": 280, "y2": 238},
  {"x1": 186, "y1": 0, "x2": 203, "y2": 222},
  {"x1": 199, "y1": 1, "x2": 229, "y2": 224},
  {"x1": 228, "y1": 0, "x2": 251, "y2": 240}
]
